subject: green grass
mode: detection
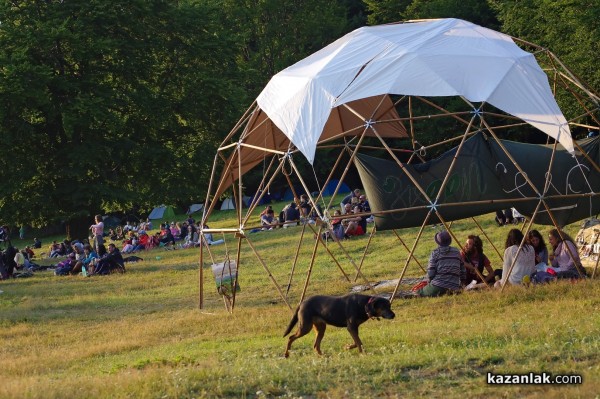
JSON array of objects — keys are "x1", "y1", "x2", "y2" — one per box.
[{"x1": 1, "y1": 209, "x2": 599, "y2": 398}]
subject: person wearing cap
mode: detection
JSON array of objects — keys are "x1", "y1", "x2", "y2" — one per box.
[{"x1": 417, "y1": 230, "x2": 465, "y2": 297}]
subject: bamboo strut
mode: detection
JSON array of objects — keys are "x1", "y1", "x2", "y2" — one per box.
[
  {"x1": 241, "y1": 158, "x2": 285, "y2": 227},
  {"x1": 311, "y1": 142, "x2": 347, "y2": 208},
  {"x1": 471, "y1": 217, "x2": 503, "y2": 261},
  {"x1": 305, "y1": 223, "x2": 353, "y2": 283},
  {"x1": 353, "y1": 224, "x2": 377, "y2": 282},
  {"x1": 203, "y1": 151, "x2": 239, "y2": 223},
  {"x1": 201, "y1": 153, "x2": 224, "y2": 226},
  {"x1": 244, "y1": 236, "x2": 292, "y2": 310},
  {"x1": 238, "y1": 142, "x2": 287, "y2": 155},
  {"x1": 540, "y1": 199, "x2": 586, "y2": 279},
  {"x1": 199, "y1": 234, "x2": 204, "y2": 309},
  {"x1": 431, "y1": 113, "x2": 477, "y2": 206},
  {"x1": 392, "y1": 230, "x2": 426, "y2": 273},
  {"x1": 437, "y1": 214, "x2": 490, "y2": 287},
  {"x1": 220, "y1": 100, "x2": 257, "y2": 144},
  {"x1": 237, "y1": 145, "x2": 244, "y2": 227},
  {"x1": 390, "y1": 212, "x2": 433, "y2": 302},
  {"x1": 230, "y1": 234, "x2": 243, "y2": 313},
  {"x1": 286, "y1": 222, "x2": 308, "y2": 297},
  {"x1": 500, "y1": 200, "x2": 543, "y2": 292},
  {"x1": 323, "y1": 119, "x2": 371, "y2": 211},
  {"x1": 288, "y1": 158, "x2": 325, "y2": 220},
  {"x1": 300, "y1": 226, "x2": 323, "y2": 304}
]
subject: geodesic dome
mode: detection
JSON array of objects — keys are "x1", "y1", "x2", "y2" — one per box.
[{"x1": 199, "y1": 18, "x2": 600, "y2": 311}]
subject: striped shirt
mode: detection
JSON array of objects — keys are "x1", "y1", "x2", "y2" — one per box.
[{"x1": 428, "y1": 246, "x2": 465, "y2": 290}]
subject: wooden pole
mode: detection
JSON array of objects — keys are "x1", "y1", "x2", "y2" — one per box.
[
  {"x1": 353, "y1": 224, "x2": 377, "y2": 282},
  {"x1": 392, "y1": 229, "x2": 426, "y2": 273},
  {"x1": 199, "y1": 232, "x2": 204, "y2": 309},
  {"x1": 305, "y1": 223, "x2": 351, "y2": 283},
  {"x1": 286, "y1": 222, "x2": 308, "y2": 297},
  {"x1": 300, "y1": 226, "x2": 323, "y2": 304},
  {"x1": 245, "y1": 236, "x2": 292, "y2": 310},
  {"x1": 390, "y1": 212, "x2": 432, "y2": 302},
  {"x1": 471, "y1": 217, "x2": 503, "y2": 261},
  {"x1": 500, "y1": 200, "x2": 543, "y2": 291},
  {"x1": 230, "y1": 234, "x2": 243, "y2": 312}
]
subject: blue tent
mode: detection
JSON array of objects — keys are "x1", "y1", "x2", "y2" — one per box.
[
  {"x1": 282, "y1": 180, "x2": 350, "y2": 201},
  {"x1": 245, "y1": 192, "x2": 272, "y2": 207},
  {"x1": 282, "y1": 186, "x2": 305, "y2": 201},
  {"x1": 322, "y1": 179, "x2": 350, "y2": 196}
]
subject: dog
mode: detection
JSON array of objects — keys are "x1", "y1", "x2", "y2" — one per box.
[{"x1": 283, "y1": 294, "x2": 395, "y2": 357}]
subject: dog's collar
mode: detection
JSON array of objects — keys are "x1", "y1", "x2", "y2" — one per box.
[{"x1": 365, "y1": 297, "x2": 377, "y2": 319}]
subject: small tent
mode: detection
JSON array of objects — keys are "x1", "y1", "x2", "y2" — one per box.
[
  {"x1": 322, "y1": 179, "x2": 351, "y2": 197},
  {"x1": 148, "y1": 205, "x2": 176, "y2": 220},
  {"x1": 186, "y1": 203, "x2": 204, "y2": 215},
  {"x1": 220, "y1": 198, "x2": 235, "y2": 210},
  {"x1": 102, "y1": 215, "x2": 122, "y2": 229},
  {"x1": 282, "y1": 186, "x2": 306, "y2": 201}
]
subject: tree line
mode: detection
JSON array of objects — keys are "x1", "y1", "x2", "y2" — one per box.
[{"x1": 0, "y1": 0, "x2": 597, "y2": 233}]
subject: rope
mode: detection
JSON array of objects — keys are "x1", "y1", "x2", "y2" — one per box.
[
  {"x1": 570, "y1": 154, "x2": 595, "y2": 220},
  {"x1": 310, "y1": 165, "x2": 327, "y2": 221}
]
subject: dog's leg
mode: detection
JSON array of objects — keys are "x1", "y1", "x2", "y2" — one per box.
[
  {"x1": 312, "y1": 321, "x2": 326, "y2": 355},
  {"x1": 345, "y1": 326, "x2": 364, "y2": 352},
  {"x1": 284, "y1": 320, "x2": 313, "y2": 358}
]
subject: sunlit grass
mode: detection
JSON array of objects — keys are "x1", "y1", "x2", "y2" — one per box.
[{"x1": 1, "y1": 209, "x2": 599, "y2": 398}]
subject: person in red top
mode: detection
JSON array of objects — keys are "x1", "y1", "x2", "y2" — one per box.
[{"x1": 460, "y1": 235, "x2": 496, "y2": 284}]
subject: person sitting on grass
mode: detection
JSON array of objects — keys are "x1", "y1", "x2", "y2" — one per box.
[
  {"x1": 322, "y1": 209, "x2": 344, "y2": 241},
  {"x1": 460, "y1": 235, "x2": 496, "y2": 285},
  {"x1": 70, "y1": 244, "x2": 98, "y2": 275},
  {"x1": 343, "y1": 205, "x2": 366, "y2": 237},
  {"x1": 136, "y1": 230, "x2": 150, "y2": 251},
  {"x1": 547, "y1": 228, "x2": 584, "y2": 279},
  {"x1": 91, "y1": 243, "x2": 125, "y2": 275},
  {"x1": 417, "y1": 231, "x2": 465, "y2": 297},
  {"x1": 494, "y1": 228, "x2": 535, "y2": 288},
  {"x1": 261, "y1": 209, "x2": 278, "y2": 230},
  {"x1": 181, "y1": 225, "x2": 199, "y2": 248},
  {"x1": 159, "y1": 226, "x2": 176, "y2": 249},
  {"x1": 283, "y1": 202, "x2": 300, "y2": 228},
  {"x1": 340, "y1": 188, "x2": 361, "y2": 214},
  {"x1": 528, "y1": 229, "x2": 548, "y2": 266}
]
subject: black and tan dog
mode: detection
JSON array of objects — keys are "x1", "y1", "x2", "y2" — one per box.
[{"x1": 283, "y1": 294, "x2": 395, "y2": 357}]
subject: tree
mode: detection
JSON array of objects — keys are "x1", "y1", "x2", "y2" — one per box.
[
  {"x1": 0, "y1": 0, "x2": 245, "y2": 232},
  {"x1": 490, "y1": 0, "x2": 600, "y2": 131},
  {"x1": 219, "y1": 0, "x2": 352, "y2": 98},
  {"x1": 404, "y1": 0, "x2": 499, "y2": 28}
]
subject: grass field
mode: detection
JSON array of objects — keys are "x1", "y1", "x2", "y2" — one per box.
[{"x1": 1, "y1": 207, "x2": 599, "y2": 398}]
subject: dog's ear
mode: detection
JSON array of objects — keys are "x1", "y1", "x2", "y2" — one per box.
[{"x1": 365, "y1": 297, "x2": 376, "y2": 318}]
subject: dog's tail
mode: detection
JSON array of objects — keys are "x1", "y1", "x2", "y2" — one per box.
[{"x1": 283, "y1": 308, "x2": 299, "y2": 337}]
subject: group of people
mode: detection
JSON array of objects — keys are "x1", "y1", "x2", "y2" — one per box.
[
  {"x1": 53, "y1": 241, "x2": 125, "y2": 276},
  {"x1": 258, "y1": 189, "x2": 373, "y2": 241},
  {"x1": 417, "y1": 227, "x2": 585, "y2": 297}
]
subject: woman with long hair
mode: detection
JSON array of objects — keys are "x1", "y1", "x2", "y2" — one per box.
[
  {"x1": 528, "y1": 229, "x2": 548, "y2": 265},
  {"x1": 496, "y1": 228, "x2": 535, "y2": 287},
  {"x1": 547, "y1": 229, "x2": 582, "y2": 279}
]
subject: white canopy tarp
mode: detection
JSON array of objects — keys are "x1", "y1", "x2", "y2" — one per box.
[{"x1": 257, "y1": 18, "x2": 572, "y2": 164}]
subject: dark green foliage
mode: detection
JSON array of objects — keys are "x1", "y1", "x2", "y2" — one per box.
[
  {"x1": 0, "y1": 0, "x2": 246, "y2": 227},
  {"x1": 0, "y1": 0, "x2": 596, "y2": 229}
]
